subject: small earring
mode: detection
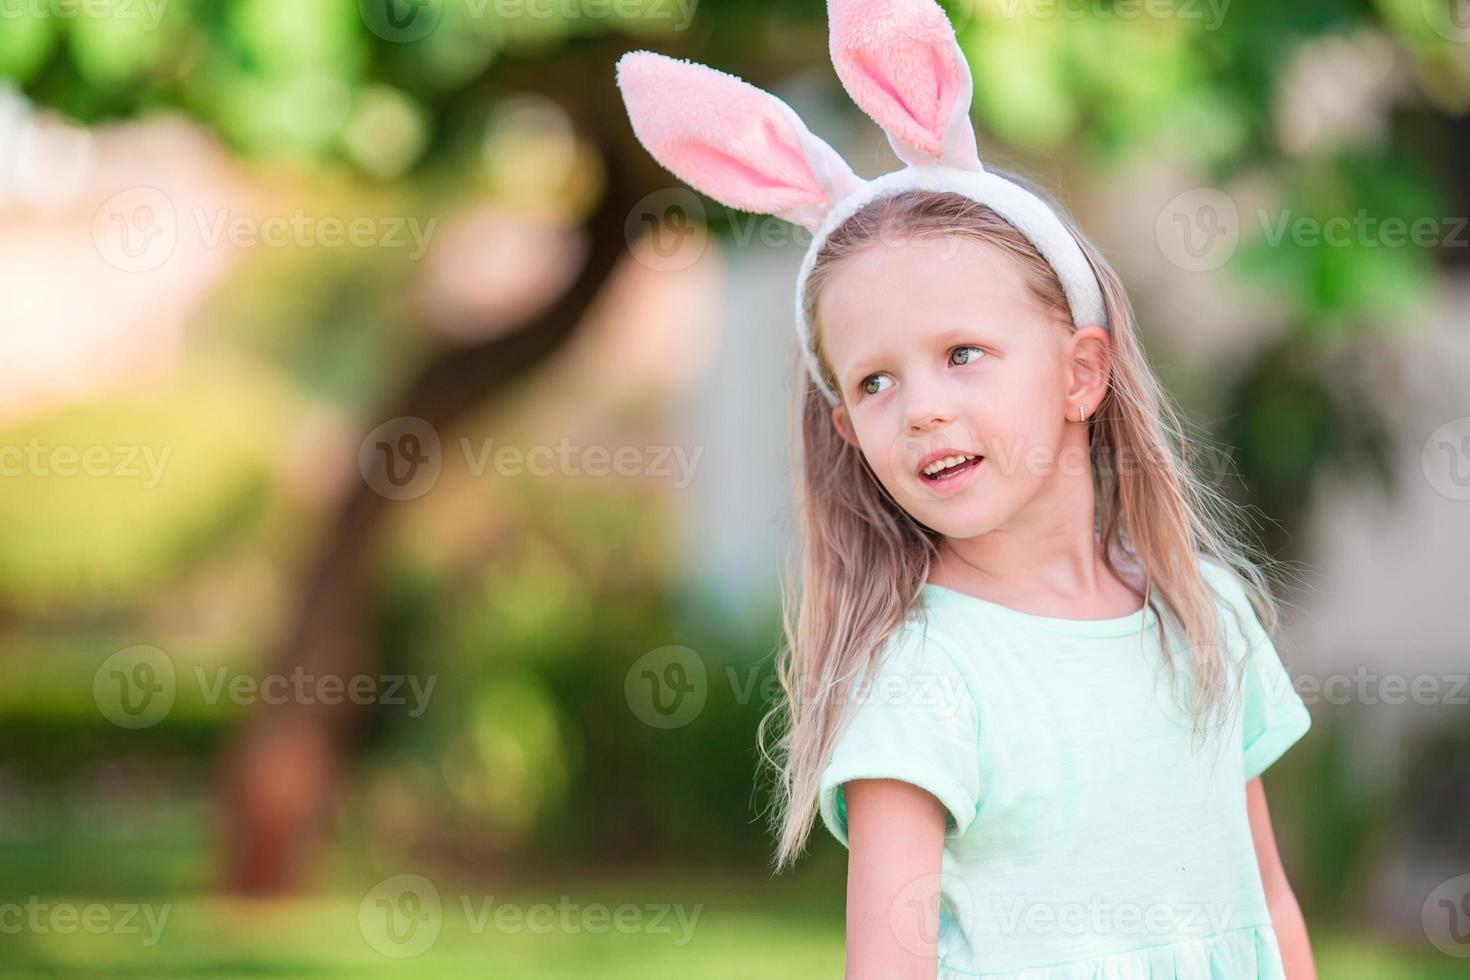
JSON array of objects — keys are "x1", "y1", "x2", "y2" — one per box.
[{"x1": 1076, "y1": 405, "x2": 1086, "y2": 423}]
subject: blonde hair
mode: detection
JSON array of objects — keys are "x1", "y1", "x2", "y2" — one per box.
[{"x1": 756, "y1": 172, "x2": 1286, "y2": 872}]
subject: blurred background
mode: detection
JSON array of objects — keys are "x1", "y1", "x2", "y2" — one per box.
[{"x1": 1, "y1": 0, "x2": 1468, "y2": 976}]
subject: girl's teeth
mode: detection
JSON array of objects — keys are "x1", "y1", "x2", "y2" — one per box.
[{"x1": 923, "y1": 454, "x2": 976, "y2": 476}]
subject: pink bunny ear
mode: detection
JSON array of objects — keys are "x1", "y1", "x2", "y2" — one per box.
[
  {"x1": 828, "y1": 0, "x2": 982, "y2": 171},
  {"x1": 615, "y1": 51, "x2": 864, "y2": 232}
]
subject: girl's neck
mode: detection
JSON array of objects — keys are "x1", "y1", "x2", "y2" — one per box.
[
  {"x1": 929, "y1": 539, "x2": 1146, "y2": 621},
  {"x1": 927, "y1": 442, "x2": 1146, "y2": 618}
]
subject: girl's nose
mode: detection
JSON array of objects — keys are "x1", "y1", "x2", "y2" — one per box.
[
  {"x1": 908, "y1": 413, "x2": 949, "y2": 433},
  {"x1": 905, "y1": 389, "x2": 956, "y2": 432},
  {"x1": 899, "y1": 373, "x2": 958, "y2": 431}
]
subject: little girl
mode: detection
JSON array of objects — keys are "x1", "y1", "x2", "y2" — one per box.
[{"x1": 616, "y1": 2, "x2": 1315, "y2": 977}]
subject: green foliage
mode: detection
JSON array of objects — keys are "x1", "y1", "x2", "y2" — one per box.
[
  {"x1": 1261, "y1": 707, "x2": 1405, "y2": 919},
  {"x1": 2, "y1": 0, "x2": 691, "y2": 172},
  {"x1": 1235, "y1": 150, "x2": 1447, "y2": 327},
  {"x1": 0, "y1": 3, "x2": 59, "y2": 81},
  {"x1": 0, "y1": 356, "x2": 295, "y2": 613},
  {"x1": 0, "y1": 0, "x2": 1461, "y2": 933},
  {"x1": 1220, "y1": 331, "x2": 1398, "y2": 557},
  {"x1": 359, "y1": 534, "x2": 790, "y2": 869}
]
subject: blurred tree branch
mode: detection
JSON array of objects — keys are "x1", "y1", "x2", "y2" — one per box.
[{"x1": 215, "y1": 44, "x2": 649, "y2": 893}]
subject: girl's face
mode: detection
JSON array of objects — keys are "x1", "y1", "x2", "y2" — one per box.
[{"x1": 817, "y1": 235, "x2": 1111, "y2": 540}]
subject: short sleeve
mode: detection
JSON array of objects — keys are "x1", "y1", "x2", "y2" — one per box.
[
  {"x1": 817, "y1": 624, "x2": 982, "y2": 849},
  {"x1": 1212, "y1": 566, "x2": 1313, "y2": 781},
  {"x1": 1239, "y1": 630, "x2": 1312, "y2": 781}
]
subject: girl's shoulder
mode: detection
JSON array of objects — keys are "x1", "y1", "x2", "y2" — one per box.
[
  {"x1": 855, "y1": 611, "x2": 970, "y2": 694},
  {"x1": 1194, "y1": 553, "x2": 1274, "y2": 654},
  {"x1": 1195, "y1": 553, "x2": 1248, "y2": 603},
  {"x1": 819, "y1": 612, "x2": 985, "y2": 848}
]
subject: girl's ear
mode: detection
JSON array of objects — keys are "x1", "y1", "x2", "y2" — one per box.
[
  {"x1": 827, "y1": 0, "x2": 982, "y2": 171},
  {"x1": 615, "y1": 51, "x2": 865, "y2": 232},
  {"x1": 830, "y1": 404, "x2": 860, "y2": 449},
  {"x1": 1065, "y1": 325, "x2": 1112, "y2": 408}
]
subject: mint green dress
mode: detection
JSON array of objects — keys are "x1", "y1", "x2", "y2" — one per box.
[{"x1": 818, "y1": 558, "x2": 1313, "y2": 978}]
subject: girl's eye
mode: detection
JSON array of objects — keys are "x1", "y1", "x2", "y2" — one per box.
[
  {"x1": 951, "y1": 345, "x2": 986, "y2": 366},
  {"x1": 859, "y1": 346, "x2": 984, "y2": 396}
]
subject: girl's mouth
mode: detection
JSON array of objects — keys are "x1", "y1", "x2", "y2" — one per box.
[{"x1": 920, "y1": 455, "x2": 983, "y2": 486}]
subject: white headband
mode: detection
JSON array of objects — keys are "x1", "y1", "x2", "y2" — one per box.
[{"x1": 615, "y1": 0, "x2": 1108, "y2": 407}]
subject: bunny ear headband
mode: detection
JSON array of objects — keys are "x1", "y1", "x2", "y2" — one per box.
[{"x1": 614, "y1": 0, "x2": 1108, "y2": 408}]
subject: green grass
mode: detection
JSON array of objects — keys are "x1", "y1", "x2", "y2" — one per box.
[
  {"x1": 0, "y1": 800, "x2": 1462, "y2": 978},
  {"x1": 0, "y1": 888, "x2": 844, "y2": 979},
  {"x1": 4, "y1": 889, "x2": 1464, "y2": 979},
  {"x1": 0, "y1": 799, "x2": 847, "y2": 979}
]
